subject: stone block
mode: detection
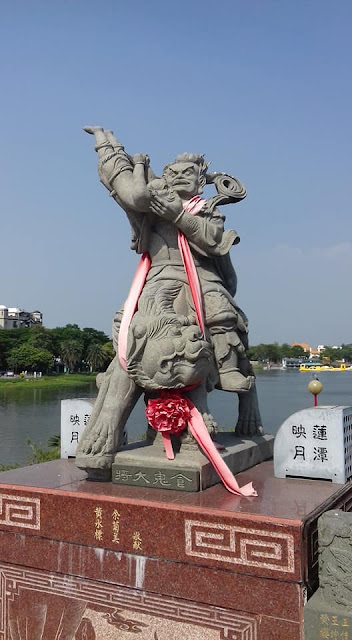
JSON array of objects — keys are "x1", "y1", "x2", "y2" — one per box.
[
  {"x1": 274, "y1": 405, "x2": 352, "y2": 483},
  {"x1": 60, "y1": 398, "x2": 94, "y2": 457},
  {"x1": 112, "y1": 432, "x2": 274, "y2": 491},
  {"x1": 304, "y1": 590, "x2": 352, "y2": 639}
]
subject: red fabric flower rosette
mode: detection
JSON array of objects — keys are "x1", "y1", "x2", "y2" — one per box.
[
  {"x1": 145, "y1": 390, "x2": 257, "y2": 497},
  {"x1": 146, "y1": 392, "x2": 190, "y2": 460}
]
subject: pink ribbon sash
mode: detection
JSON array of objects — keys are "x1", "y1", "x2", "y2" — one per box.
[
  {"x1": 118, "y1": 252, "x2": 151, "y2": 371},
  {"x1": 119, "y1": 196, "x2": 206, "y2": 370}
]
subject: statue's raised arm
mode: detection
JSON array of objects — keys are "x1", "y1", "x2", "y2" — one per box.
[{"x1": 84, "y1": 126, "x2": 154, "y2": 213}]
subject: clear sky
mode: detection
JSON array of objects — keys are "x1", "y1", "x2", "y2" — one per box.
[{"x1": 1, "y1": 0, "x2": 351, "y2": 346}]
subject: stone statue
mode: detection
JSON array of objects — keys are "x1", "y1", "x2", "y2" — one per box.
[
  {"x1": 319, "y1": 510, "x2": 352, "y2": 609},
  {"x1": 75, "y1": 127, "x2": 263, "y2": 480}
]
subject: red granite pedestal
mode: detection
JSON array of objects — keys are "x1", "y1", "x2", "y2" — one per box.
[{"x1": 0, "y1": 460, "x2": 351, "y2": 640}]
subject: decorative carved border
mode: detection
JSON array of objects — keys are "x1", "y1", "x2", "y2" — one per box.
[
  {"x1": 0, "y1": 494, "x2": 40, "y2": 530},
  {"x1": 185, "y1": 519, "x2": 295, "y2": 574},
  {"x1": 0, "y1": 563, "x2": 258, "y2": 639}
]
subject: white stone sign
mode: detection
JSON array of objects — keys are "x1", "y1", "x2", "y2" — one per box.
[
  {"x1": 274, "y1": 405, "x2": 352, "y2": 484},
  {"x1": 60, "y1": 398, "x2": 94, "y2": 458}
]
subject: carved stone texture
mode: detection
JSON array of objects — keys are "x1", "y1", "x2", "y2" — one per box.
[
  {"x1": 76, "y1": 127, "x2": 263, "y2": 480},
  {"x1": 319, "y1": 509, "x2": 352, "y2": 610}
]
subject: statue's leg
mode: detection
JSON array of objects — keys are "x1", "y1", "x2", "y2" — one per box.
[
  {"x1": 235, "y1": 357, "x2": 263, "y2": 437},
  {"x1": 177, "y1": 383, "x2": 219, "y2": 448},
  {"x1": 75, "y1": 355, "x2": 142, "y2": 478},
  {"x1": 186, "y1": 383, "x2": 218, "y2": 436},
  {"x1": 203, "y1": 291, "x2": 253, "y2": 392}
]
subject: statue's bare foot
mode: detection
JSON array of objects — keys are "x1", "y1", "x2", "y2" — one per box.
[
  {"x1": 202, "y1": 412, "x2": 218, "y2": 437},
  {"x1": 179, "y1": 412, "x2": 218, "y2": 452},
  {"x1": 180, "y1": 430, "x2": 198, "y2": 448},
  {"x1": 77, "y1": 414, "x2": 122, "y2": 457}
]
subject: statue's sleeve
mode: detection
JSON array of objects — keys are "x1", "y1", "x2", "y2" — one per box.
[{"x1": 174, "y1": 205, "x2": 239, "y2": 257}]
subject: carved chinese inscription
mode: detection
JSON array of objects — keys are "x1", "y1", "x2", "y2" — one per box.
[
  {"x1": 94, "y1": 506, "x2": 103, "y2": 542},
  {"x1": 132, "y1": 531, "x2": 143, "y2": 551},
  {"x1": 274, "y1": 406, "x2": 352, "y2": 483},
  {"x1": 112, "y1": 509, "x2": 120, "y2": 544},
  {"x1": 113, "y1": 466, "x2": 198, "y2": 491}
]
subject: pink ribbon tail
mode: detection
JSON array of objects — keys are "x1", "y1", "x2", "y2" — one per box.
[
  {"x1": 187, "y1": 402, "x2": 257, "y2": 497},
  {"x1": 118, "y1": 252, "x2": 151, "y2": 371},
  {"x1": 161, "y1": 433, "x2": 175, "y2": 460}
]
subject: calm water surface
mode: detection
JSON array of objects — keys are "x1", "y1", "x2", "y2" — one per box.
[{"x1": 1, "y1": 370, "x2": 352, "y2": 467}]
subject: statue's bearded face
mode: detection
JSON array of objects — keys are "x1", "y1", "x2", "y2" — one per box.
[{"x1": 163, "y1": 162, "x2": 201, "y2": 199}]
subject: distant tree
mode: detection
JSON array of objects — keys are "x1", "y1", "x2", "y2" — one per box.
[
  {"x1": 7, "y1": 344, "x2": 53, "y2": 372},
  {"x1": 291, "y1": 345, "x2": 305, "y2": 358},
  {"x1": 60, "y1": 340, "x2": 83, "y2": 372},
  {"x1": 255, "y1": 344, "x2": 266, "y2": 361},
  {"x1": 339, "y1": 344, "x2": 352, "y2": 362},
  {"x1": 51, "y1": 325, "x2": 83, "y2": 357},
  {"x1": 102, "y1": 340, "x2": 115, "y2": 361},
  {"x1": 82, "y1": 327, "x2": 109, "y2": 347},
  {"x1": 280, "y1": 343, "x2": 293, "y2": 358},
  {"x1": 28, "y1": 326, "x2": 55, "y2": 353},
  {"x1": 247, "y1": 346, "x2": 259, "y2": 361},
  {"x1": 263, "y1": 343, "x2": 281, "y2": 363},
  {"x1": 248, "y1": 343, "x2": 285, "y2": 363},
  {"x1": 0, "y1": 328, "x2": 29, "y2": 369},
  {"x1": 322, "y1": 346, "x2": 343, "y2": 363},
  {"x1": 86, "y1": 342, "x2": 109, "y2": 372}
]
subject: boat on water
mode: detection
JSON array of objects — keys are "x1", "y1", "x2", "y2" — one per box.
[{"x1": 299, "y1": 362, "x2": 352, "y2": 372}]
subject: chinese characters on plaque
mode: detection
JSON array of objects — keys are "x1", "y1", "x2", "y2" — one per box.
[
  {"x1": 318, "y1": 613, "x2": 351, "y2": 639},
  {"x1": 114, "y1": 467, "x2": 195, "y2": 490},
  {"x1": 92, "y1": 506, "x2": 143, "y2": 552},
  {"x1": 274, "y1": 406, "x2": 352, "y2": 483},
  {"x1": 60, "y1": 399, "x2": 94, "y2": 457}
]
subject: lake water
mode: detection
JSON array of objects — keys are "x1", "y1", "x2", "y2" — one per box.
[{"x1": 1, "y1": 370, "x2": 352, "y2": 467}]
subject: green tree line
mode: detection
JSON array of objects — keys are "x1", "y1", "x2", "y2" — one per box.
[
  {"x1": 247, "y1": 343, "x2": 352, "y2": 364},
  {"x1": 0, "y1": 324, "x2": 115, "y2": 373},
  {"x1": 1, "y1": 327, "x2": 351, "y2": 372}
]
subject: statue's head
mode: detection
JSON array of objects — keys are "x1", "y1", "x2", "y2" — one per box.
[
  {"x1": 162, "y1": 153, "x2": 209, "y2": 199},
  {"x1": 126, "y1": 315, "x2": 213, "y2": 390}
]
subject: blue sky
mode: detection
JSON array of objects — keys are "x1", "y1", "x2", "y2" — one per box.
[{"x1": 1, "y1": 0, "x2": 351, "y2": 346}]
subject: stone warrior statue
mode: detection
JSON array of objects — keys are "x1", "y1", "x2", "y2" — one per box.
[{"x1": 76, "y1": 127, "x2": 263, "y2": 486}]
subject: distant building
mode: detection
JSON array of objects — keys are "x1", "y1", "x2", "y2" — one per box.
[
  {"x1": 0, "y1": 305, "x2": 43, "y2": 329},
  {"x1": 282, "y1": 357, "x2": 304, "y2": 369}
]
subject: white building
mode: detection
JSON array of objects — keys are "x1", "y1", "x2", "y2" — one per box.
[{"x1": 0, "y1": 305, "x2": 43, "y2": 329}]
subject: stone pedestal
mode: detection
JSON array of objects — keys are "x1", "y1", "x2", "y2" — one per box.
[
  {"x1": 0, "y1": 460, "x2": 351, "y2": 639},
  {"x1": 113, "y1": 433, "x2": 274, "y2": 491}
]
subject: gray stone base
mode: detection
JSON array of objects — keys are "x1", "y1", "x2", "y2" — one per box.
[
  {"x1": 304, "y1": 589, "x2": 351, "y2": 639},
  {"x1": 112, "y1": 433, "x2": 274, "y2": 491}
]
